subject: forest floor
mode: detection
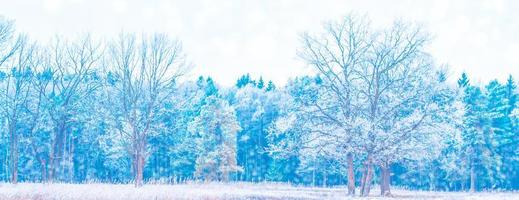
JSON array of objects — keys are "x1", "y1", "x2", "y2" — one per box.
[{"x1": 0, "y1": 182, "x2": 517, "y2": 200}]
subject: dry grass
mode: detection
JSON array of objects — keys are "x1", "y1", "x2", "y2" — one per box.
[{"x1": 0, "y1": 182, "x2": 516, "y2": 200}]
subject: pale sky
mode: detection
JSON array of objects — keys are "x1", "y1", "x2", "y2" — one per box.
[{"x1": 0, "y1": 0, "x2": 518, "y2": 86}]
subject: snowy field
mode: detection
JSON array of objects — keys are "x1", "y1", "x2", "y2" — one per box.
[{"x1": 0, "y1": 182, "x2": 517, "y2": 200}]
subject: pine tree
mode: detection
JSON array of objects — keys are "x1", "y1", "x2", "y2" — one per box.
[
  {"x1": 461, "y1": 84, "x2": 494, "y2": 192},
  {"x1": 500, "y1": 75, "x2": 518, "y2": 189},
  {"x1": 236, "y1": 74, "x2": 253, "y2": 88},
  {"x1": 257, "y1": 77, "x2": 265, "y2": 89},
  {"x1": 205, "y1": 77, "x2": 218, "y2": 96},
  {"x1": 266, "y1": 80, "x2": 276, "y2": 92},
  {"x1": 458, "y1": 72, "x2": 470, "y2": 88},
  {"x1": 482, "y1": 80, "x2": 507, "y2": 188}
]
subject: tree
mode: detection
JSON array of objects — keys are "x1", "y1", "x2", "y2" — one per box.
[
  {"x1": 297, "y1": 14, "x2": 444, "y2": 196},
  {"x1": 499, "y1": 75, "x2": 518, "y2": 189},
  {"x1": 266, "y1": 80, "x2": 276, "y2": 92},
  {"x1": 41, "y1": 36, "x2": 102, "y2": 182},
  {"x1": 461, "y1": 84, "x2": 489, "y2": 192},
  {"x1": 458, "y1": 72, "x2": 469, "y2": 88},
  {"x1": 297, "y1": 15, "x2": 370, "y2": 195},
  {"x1": 268, "y1": 76, "x2": 331, "y2": 185},
  {"x1": 483, "y1": 80, "x2": 509, "y2": 189},
  {"x1": 233, "y1": 84, "x2": 280, "y2": 182},
  {"x1": 0, "y1": 18, "x2": 23, "y2": 183},
  {"x1": 189, "y1": 95, "x2": 242, "y2": 181},
  {"x1": 0, "y1": 14, "x2": 517, "y2": 193},
  {"x1": 107, "y1": 33, "x2": 189, "y2": 187},
  {"x1": 0, "y1": 17, "x2": 21, "y2": 67},
  {"x1": 390, "y1": 70, "x2": 465, "y2": 191},
  {"x1": 236, "y1": 74, "x2": 253, "y2": 88},
  {"x1": 0, "y1": 36, "x2": 38, "y2": 184},
  {"x1": 257, "y1": 77, "x2": 264, "y2": 89}
]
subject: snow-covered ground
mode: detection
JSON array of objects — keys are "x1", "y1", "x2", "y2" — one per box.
[{"x1": 0, "y1": 182, "x2": 516, "y2": 200}]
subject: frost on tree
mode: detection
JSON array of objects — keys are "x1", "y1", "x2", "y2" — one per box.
[
  {"x1": 189, "y1": 95, "x2": 242, "y2": 181},
  {"x1": 281, "y1": 14, "x2": 460, "y2": 196},
  {"x1": 0, "y1": 14, "x2": 516, "y2": 194},
  {"x1": 107, "y1": 33, "x2": 189, "y2": 187}
]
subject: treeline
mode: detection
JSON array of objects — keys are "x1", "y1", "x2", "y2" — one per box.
[{"x1": 0, "y1": 15, "x2": 517, "y2": 196}]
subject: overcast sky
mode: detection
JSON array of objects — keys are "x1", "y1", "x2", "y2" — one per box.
[{"x1": 0, "y1": 0, "x2": 518, "y2": 86}]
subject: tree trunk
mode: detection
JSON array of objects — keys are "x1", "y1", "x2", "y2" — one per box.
[
  {"x1": 323, "y1": 172, "x2": 327, "y2": 187},
  {"x1": 69, "y1": 138, "x2": 75, "y2": 182},
  {"x1": 10, "y1": 160, "x2": 18, "y2": 184},
  {"x1": 363, "y1": 163, "x2": 373, "y2": 196},
  {"x1": 9, "y1": 127, "x2": 18, "y2": 184},
  {"x1": 360, "y1": 164, "x2": 366, "y2": 196},
  {"x1": 470, "y1": 162, "x2": 476, "y2": 193},
  {"x1": 347, "y1": 153, "x2": 355, "y2": 196},
  {"x1": 48, "y1": 152, "x2": 54, "y2": 182},
  {"x1": 380, "y1": 164, "x2": 391, "y2": 196},
  {"x1": 312, "y1": 168, "x2": 316, "y2": 187},
  {"x1": 40, "y1": 159, "x2": 47, "y2": 182},
  {"x1": 49, "y1": 121, "x2": 66, "y2": 182},
  {"x1": 429, "y1": 170, "x2": 435, "y2": 191},
  {"x1": 135, "y1": 152, "x2": 145, "y2": 187},
  {"x1": 360, "y1": 157, "x2": 373, "y2": 197}
]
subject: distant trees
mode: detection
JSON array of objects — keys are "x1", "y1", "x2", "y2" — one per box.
[
  {"x1": 458, "y1": 74, "x2": 519, "y2": 191},
  {"x1": 233, "y1": 83, "x2": 278, "y2": 182},
  {"x1": 0, "y1": 15, "x2": 517, "y2": 195}
]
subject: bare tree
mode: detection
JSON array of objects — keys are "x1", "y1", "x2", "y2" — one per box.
[
  {"x1": 27, "y1": 63, "x2": 50, "y2": 182},
  {"x1": 355, "y1": 20, "x2": 431, "y2": 196},
  {"x1": 0, "y1": 17, "x2": 27, "y2": 184},
  {"x1": 0, "y1": 17, "x2": 21, "y2": 67},
  {"x1": 40, "y1": 35, "x2": 102, "y2": 182},
  {"x1": 108, "y1": 33, "x2": 189, "y2": 187},
  {"x1": 299, "y1": 15, "x2": 436, "y2": 197},
  {"x1": 0, "y1": 36, "x2": 39, "y2": 184},
  {"x1": 298, "y1": 14, "x2": 371, "y2": 196}
]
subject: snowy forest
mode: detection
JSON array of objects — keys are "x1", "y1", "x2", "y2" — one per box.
[{"x1": 0, "y1": 14, "x2": 517, "y2": 197}]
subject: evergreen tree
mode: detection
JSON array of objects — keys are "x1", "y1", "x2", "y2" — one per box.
[
  {"x1": 458, "y1": 72, "x2": 470, "y2": 88},
  {"x1": 499, "y1": 75, "x2": 518, "y2": 189},
  {"x1": 266, "y1": 80, "x2": 276, "y2": 92},
  {"x1": 461, "y1": 84, "x2": 496, "y2": 192},
  {"x1": 257, "y1": 77, "x2": 265, "y2": 89},
  {"x1": 236, "y1": 74, "x2": 253, "y2": 88},
  {"x1": 204, "y1": 77, "x2": 217, "y2": 96}
]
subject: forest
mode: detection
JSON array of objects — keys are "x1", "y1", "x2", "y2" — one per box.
[{"x1": 0, "y1": 14, "x2": 517, "y2": 197}]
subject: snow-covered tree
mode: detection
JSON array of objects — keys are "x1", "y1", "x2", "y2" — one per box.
[
  {"x1": 0, "y1": 36, "x2": 39, "y2": 183},
  {"x1": 189, "y1": 95, "x2": 242, "y2": 181},
  {"x1": 297, "y1": 15, "x2": 369, "y2": 194},
  {"x1": 296, "y1": 14, "x2": 449, "y2": 196},
  {"x1": 107, "y1": 33, "x2": 189, "y2": 187},
  {"x1": 498, "y1": 76, "x2": 518, "y2": 189},
  {"x1": 0, "y1": 17, "x2": 20, "y2": 67},
  {"x1": 0, "y1": 15, "x2": 516, "y2": 193},
  {"x1": 39, "y1": 36, "x2": 102, "y2": 182},
  {"x1": 233, "y1": 82, "x2": 281, "y2": 182}
]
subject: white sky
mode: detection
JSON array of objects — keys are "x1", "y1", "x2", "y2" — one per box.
[{"x1": 0, "y1": 0, "x2": 518, "y2": 86}]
